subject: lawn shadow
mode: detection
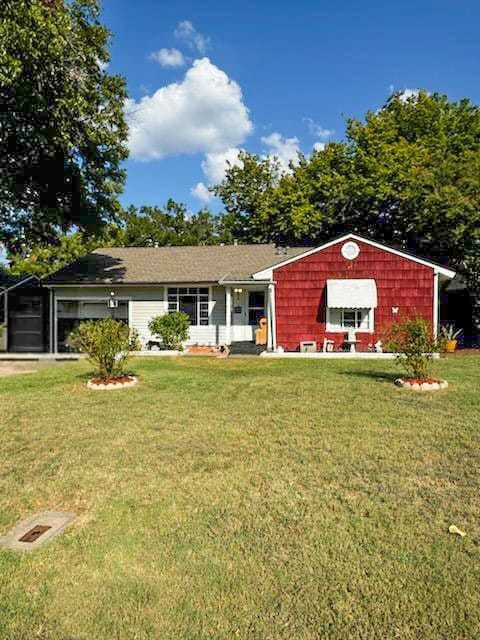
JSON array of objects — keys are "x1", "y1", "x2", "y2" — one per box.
[
  {"x1": 339, "y1": 369, "x2": 399, "y2": 382},
  {"x1": 74, "y1": 367, "x2": 138, "y2": 383}
]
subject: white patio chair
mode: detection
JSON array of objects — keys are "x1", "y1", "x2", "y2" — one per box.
[{"x1": 323, "y1": 338, "x2": 334, "y2": 352}]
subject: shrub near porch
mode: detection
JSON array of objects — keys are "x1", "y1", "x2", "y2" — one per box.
[{"x1": 0, "y1": 356, "x2": 479, "y2": 639}]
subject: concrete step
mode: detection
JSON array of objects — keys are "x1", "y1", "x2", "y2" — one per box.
[{"x1": 229, "y1": 341, "x2": 266, "y2": 356}]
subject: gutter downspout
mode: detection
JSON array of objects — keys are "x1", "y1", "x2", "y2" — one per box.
[
  {"x1": 49, "y1": 289, "x2": 54, "y2": 354},
  {"x1": 268, "y1": 282, "x2": 277, "y2": 351},
  {"x1": 433, "y1": 271, "x2": 439, "y2": 339},
  {"x1": 225, "y1": 286, "x2": 232, "y2": 346}
]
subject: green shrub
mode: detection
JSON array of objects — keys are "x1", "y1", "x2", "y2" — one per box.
[
  {"x1": 149, "y1": 312, "x2": 190, "y2": 350},
  {"x1": 67, "y1": 319, "x2": 140, "y2": 380},
  {"x1": 386, "y1": 318, "x2": 444, "y2": 379}
]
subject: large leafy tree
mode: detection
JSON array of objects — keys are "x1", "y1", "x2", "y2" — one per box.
[
  {"x1": 0, "y1": 0, "x2": 128, "y2": 253},
  {"x1": 119, "y1": 201, "x2": 227, "y2": 247},
  {"x1": 7, "y1": 230, "x2": 117, "y2": 277},
  {"x1": 339, "y1": 91, "x2": 480, "y2": 267},
  {"x1": 212, "y1": 151, "x2": 284, "y2": 243},
  {"x1": 8, "y1": 200, "x2": 227, "y2": 277},
  {"x1": 214, "y1": 92, "x2": 480, "y2": 274}
]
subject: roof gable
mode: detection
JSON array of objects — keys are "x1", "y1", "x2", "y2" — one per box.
[{"x1": 252, "y1": 234, "x2": 456, "y2": 279}]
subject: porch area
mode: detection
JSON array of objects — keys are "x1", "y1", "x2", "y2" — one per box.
[{"x1": 49, "y1": 282, "x2": 275, "y2": 353}]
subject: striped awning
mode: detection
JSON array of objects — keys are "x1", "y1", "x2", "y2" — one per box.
[{"x1": 326, "y1": 279, "x2": 377, "y2": 309}]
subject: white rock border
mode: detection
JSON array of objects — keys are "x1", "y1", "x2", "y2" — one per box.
[
  {"x1": 87, "y1": 376, "x2": 139, "y2": 391},
  {"x1": 394, "y1": 378, "x2": 448, "y2": 391}
]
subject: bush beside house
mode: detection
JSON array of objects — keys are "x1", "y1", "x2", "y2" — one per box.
[
  {"x1": 386, "y1": 318, "x2": 446, "y2": 387},
  {"x1": 148, "y1": 312, "x2": 190, "y2": 350},
  {"x1": 68, "y1": 319, "x2": 140, "y2": 385}
]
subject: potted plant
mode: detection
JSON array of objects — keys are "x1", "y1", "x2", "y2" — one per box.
[{"x1": 440, "y1": 324, "x2": 463, "y2": 353}]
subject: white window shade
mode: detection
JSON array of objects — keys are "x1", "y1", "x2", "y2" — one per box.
[{"x1": 326, "y1": 279, "x2": 377, "y2": 309}]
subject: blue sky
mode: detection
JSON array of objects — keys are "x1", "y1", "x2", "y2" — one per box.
[{"x1": 101, "y1": 0, "x2": 480, "y2": 214}]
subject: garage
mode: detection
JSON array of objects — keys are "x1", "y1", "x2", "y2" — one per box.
[{"x1": 0, "y1": 275, "x2": 50, "y2": 354}]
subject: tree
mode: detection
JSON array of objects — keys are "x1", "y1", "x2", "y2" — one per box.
[
  {"x1": 7, "y1": 229, "x2": 119, "y2": 277},
  {"x1": 6, "y1": 200, "x2": 226, "y2": 278},
  {"x1": 0, "y1": 0, "x2": 128, "y2": 253},
  {"x1": 119, "y1": 200, "x2": 226, "y2": 247},
  {"x1": 67, "y1": 318, "x2": 140, "y2": 381},
  {"x1": 339, "y1": 91, "x2": 480, "y2": 267},
  {"x1": 214, "y1": 92, "x2": 480, "y2": 271},
  {"x1": 212, "y1": 151, "x2": 284, "y2": 243},
  {"x1": 213, "y1": 92, "x2": 480, "y2": 333},
  {"x1": 386, "y1": 318, "x2": 444, "y2": 379}
]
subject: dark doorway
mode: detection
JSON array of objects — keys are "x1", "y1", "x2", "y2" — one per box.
[
  {"x1": 8, "y1": 289, "x2": 48, "y2": 353},
  {"x1": 441, "y1": 281, "x2": 478, "y2": 347}
]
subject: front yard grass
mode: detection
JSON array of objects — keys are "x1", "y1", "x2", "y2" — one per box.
[{"x1": 0, "y1": 355, "x2": 479, "y2": 639}]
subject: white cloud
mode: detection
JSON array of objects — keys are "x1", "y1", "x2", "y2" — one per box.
[
  {"x1": 388, "y1": 87, "x2": 425, "y2": 103},
  {"x1": 397, "y1": 88, "x2": 421, "y2": 102},
  {"x1": 313, "y1": 141, "x2": 325, "y2": 152},
  {"x1": 149, "y1": 48, "x2": 185, "y2": 68},
  {"x1": 96, "y1": 57, "x2": 109, "y2": 72},
  {"x1": 261, "y1": 132, "x2": 301, "y2": 173},
  {"x1": 174, "y1": 20, "x2": 210, "y2": 54},
  {"x1": 303, "y1": 117, "x2": 334, "y2": 140},
  {"x1": 126, "y1": 58, "x2": 253, "y2": 161},
  {"x1": 201, "y1": 147, "x2": 243, "y2": 184},
  {"x1": 191, "y1": 148, "x2": 244, "y2": 203},
  {"x1": 191, "y1": 182, "x2": 214, "y2": 203}
]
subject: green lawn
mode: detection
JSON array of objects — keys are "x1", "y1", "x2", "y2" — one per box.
[{"x1": 0, "y1": 355, "x2": 479, "y2": 639}]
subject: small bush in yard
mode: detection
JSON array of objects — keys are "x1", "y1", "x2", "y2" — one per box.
[
  {"x1": 67, "y1": 319, "x2": 140, "y2": 380},
  {"x1": 149, "y1": 312, "x2": 190, "y2": 350},
  {"x1": 386, "y1": 318, "x2": 444, "y2": 379}
]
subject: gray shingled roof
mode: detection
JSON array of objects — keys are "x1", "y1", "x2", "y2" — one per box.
[{"x1": 44, "y1": 244, "x2": 309, "y2": 285}]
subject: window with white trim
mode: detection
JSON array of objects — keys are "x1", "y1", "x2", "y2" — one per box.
[
  {"x1": 167, "y1": 287, "x2": 209, "y2": 326},
  {"x1": 326, "y1": 308, "x2": 374, "y2": 332}
]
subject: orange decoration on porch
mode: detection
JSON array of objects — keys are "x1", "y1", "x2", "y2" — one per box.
[{"x1": 255, "y1": 317, "x2": 268, "y2": 345}]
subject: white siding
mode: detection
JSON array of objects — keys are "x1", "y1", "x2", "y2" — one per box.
[
  {"x1": 52, "y1": 285, "x2": 231, "y2": 347},
  {"x1": 131, "y1": 299, "x2": 167, "y2": 344},
  {"x1": 187, "y1": 286, "x2": 226, "y2": 345},
  {"x1": 188, "y1": 325, "x2": 227, "y2": 345},
  {"x1": 211, "y1": 286, "x2": 226, "y2": 324}
]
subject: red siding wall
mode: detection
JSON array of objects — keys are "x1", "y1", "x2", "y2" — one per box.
[{"x1": 274, "y1": 240, "x2": 434, "y2": 351}]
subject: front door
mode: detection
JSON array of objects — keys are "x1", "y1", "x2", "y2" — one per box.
[
  {"x1": 8, "y1": 292, "x2": 46, "y2": 352},
  {"x1": 231, "y1": 289, "x2": 265, "y2": 342}
]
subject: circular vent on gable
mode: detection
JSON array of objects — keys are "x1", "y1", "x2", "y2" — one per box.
[{"x1": 341, "y1": 241, "x2": 360, "y2": 260}]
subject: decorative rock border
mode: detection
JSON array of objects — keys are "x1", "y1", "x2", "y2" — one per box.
[
  {"x1": 87, "y1": 376, "x2": 138, "y2": 391},
  {"x1": 394, "y1": 378, "x2": 448, "y2": 391}
]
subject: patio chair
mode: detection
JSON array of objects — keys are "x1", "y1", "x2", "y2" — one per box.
[{"x1": 323, "y1": 338, "x2": 335, "y2": 352}]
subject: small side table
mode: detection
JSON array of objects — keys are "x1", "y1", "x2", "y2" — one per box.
[{"x1": 343, "y1": 338, "x2": 360, "y2": 353}]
